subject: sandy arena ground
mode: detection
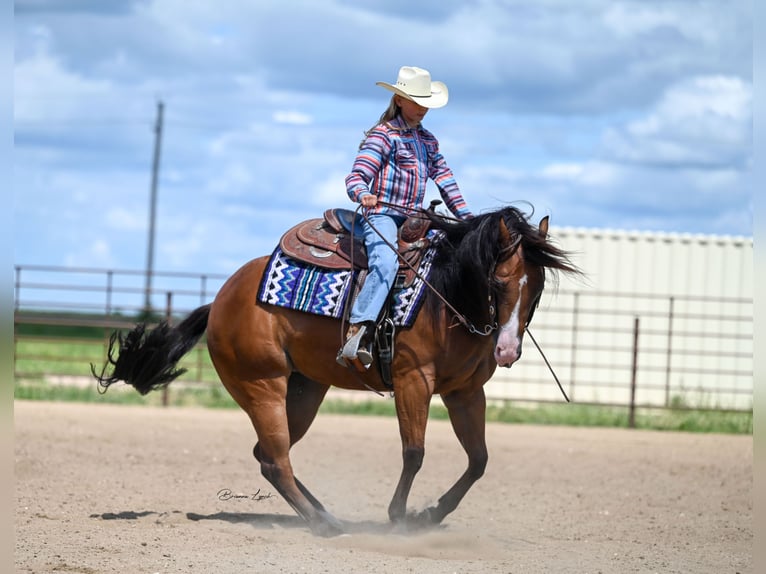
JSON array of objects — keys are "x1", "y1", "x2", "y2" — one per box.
[{"x1": 15, "y1": 400, "x2": 751, "y2": 573}]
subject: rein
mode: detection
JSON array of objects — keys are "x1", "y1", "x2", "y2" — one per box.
[
  {"x1": 525, "y1": 327, "x2": 570, "y2": 402},
  {"x1": 347, "y1": 201, "x2": 570, "y2": 403},
  {"x1": 353, "y1": 202, "x2": 501, "y2": 337}
]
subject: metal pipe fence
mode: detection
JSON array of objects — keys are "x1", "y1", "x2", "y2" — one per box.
[{"x1": 13, "y1": 265, "x2": 753, "y2": 414}]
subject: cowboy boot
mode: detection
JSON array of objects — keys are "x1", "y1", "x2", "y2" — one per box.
[{"x1": 337, "y1": 323, "x2": 373, "y2": 368}]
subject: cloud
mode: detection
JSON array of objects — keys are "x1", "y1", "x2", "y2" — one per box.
[
  {"x1": 14, "y1": 48, "x2": 113, "y2": 120},
  {"x1": 105, "y1": 207, "x2": 146, "y2": 232},
  {"x1": 15, "y1": 0, "x2": 145, "y2": 15},
  {"x1": 272, "y1": 110, "x2": 313, "y2": 126},
  {"x1": 540, "y1": 162, "x2": 618, "y2": 187},
  {"x1": 63, "y1": 239, "x2": 114, "y2": 268},
  {"x1": 12, "y1": 0, "x2": 752, "y2": 274},
  {"x1": 602, "y1": 75, "x2": 752, "y2": 168},
  {"x1": 15, "y1": 1, "x2": 751, "y2": 114}
]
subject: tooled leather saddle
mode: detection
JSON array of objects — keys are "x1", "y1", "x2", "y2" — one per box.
[{"x1": 278, "y1": 203, "x2": 438, "y2": 288}]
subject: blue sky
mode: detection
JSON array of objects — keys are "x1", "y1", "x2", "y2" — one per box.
[{"x1": 14, "y1": 0, "x2": 753, "y2": 277}]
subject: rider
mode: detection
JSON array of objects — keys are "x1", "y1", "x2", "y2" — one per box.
[{"x1": 339, "y1": 66, "x2": 474, "y2": 367}]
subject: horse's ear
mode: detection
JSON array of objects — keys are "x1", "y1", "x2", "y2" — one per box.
[
  {"x1": 499, "y1": 217, "x2": 512, "y2": 246},
  {"x1": 538, "y1": 216, "x2": 549, "y2": 239}
]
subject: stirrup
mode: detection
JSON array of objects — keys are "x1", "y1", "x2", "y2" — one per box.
[{"x1": 337, "y1": 324, "x2": 373, "y2": 369}]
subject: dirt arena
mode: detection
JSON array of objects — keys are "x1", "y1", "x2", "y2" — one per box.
[{"x1": 15, "y1": 400, "x2": 751, "y2": 573}]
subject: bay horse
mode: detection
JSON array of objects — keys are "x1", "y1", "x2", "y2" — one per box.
[{"x1": 93, "y1": 205, "x2": 578, "y2": 536}]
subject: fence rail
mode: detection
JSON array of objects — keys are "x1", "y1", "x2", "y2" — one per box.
[{"x1": 13, "y1": 264, "x2": 753, "y2": 414}]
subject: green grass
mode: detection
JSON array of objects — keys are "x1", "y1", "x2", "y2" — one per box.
[
  {"x1": 13, "y1": 334, "x2": 753, "y2": 435},
  {"x1": 318, "y1": 398, "x2": 752, "y2": 434},
  {"x1": 14, "y1": 337, "x2": 218, "y2": 382},
  {"x1": 14, "y1": 310, "x2": 169, "y2": 338},
  {"x1": 13, "y1": 380, "x2": 752, "y2": 434},
  {"x1": 14, "y1": 380, "x2": 240, "y2": 409}
]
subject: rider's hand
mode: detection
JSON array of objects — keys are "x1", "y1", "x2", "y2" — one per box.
[{"x1": 360, "y1": 194, "x2": 378, "y2": 208}]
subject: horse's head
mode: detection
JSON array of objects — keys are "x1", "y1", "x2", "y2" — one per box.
[
  {"x1": 492, "y1": 215, "x2": 549, "y2": 368},
  {"x1": 427, "y1": 206, "x2": 578, "y2": 369}
]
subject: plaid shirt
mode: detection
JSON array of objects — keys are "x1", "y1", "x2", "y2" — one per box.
[{"x1": 345, "y1": 115, "x2": 473, "y2": 219}]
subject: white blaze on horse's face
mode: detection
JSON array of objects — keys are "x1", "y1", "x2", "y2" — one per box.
[
  {"x1": 492, "y1": 214, "x2": 548, "y2": 369},
  {"x1": 494, "y1": 273, "x2": 528, "y2": 367}
]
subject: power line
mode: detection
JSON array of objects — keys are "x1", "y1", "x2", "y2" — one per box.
[
  {"x1": 14, "y1": 118, "x2": 153, "y2": 127},
  {"x1": 14, "y1": 117, "x2": 239, "y2": 133}
]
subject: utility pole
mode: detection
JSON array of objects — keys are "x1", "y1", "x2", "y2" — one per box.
[{"x1": 143, "y1": 100, "x2": 164, "y2": 316}]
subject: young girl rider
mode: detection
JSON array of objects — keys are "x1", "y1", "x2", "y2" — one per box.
[{"x1": 339, "y1": 66, "x2": 474, "y2": 367}]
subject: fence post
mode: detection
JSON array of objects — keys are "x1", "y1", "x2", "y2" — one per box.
[
  {"x1": 13, "y1": 266, "x2": 20, "y2": 373},
  {"x1": 102, "y1": 270, "x2": 114, "y2": 354},
  {"x1": 197, "y1": 275, "x2": 207, "y2": 381},
  {"x1": 628, "y1": 316, "x2": 639, "y2": 428},
  {"x1": 162, "y1": 291, "x2": 172, "y2": 407},
  {"x1": 105, "y1": 270, "x2": 113, "y2": 317},
  {"x1": 14, "y1": 265, "x2": 21, "y2": 311},
  {"x1": 568, "y1": 292, "x2": 580, "y2": 401},
  {"x1": 664, "y1": 296, "x2": 674, "y2": 407}
]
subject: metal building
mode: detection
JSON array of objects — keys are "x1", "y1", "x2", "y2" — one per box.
[{"x1": 486, "y1": 227, "x2": 753, "y2": 410}]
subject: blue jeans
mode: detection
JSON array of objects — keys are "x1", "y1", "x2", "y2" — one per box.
[{"x1": 349, "y1": 214, "x2": 403, "y2": 324}]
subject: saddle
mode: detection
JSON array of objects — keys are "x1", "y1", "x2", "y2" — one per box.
[{"x1": 279, "y1": 206, "x2": 436, "y2": 288}]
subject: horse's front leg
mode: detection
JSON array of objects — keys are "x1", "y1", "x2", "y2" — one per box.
[
  {"x1": 387, "y1": 373, "x2": 433, "y2": 524},
  {"x1": 416, "y1": 386, "x2": 488, "y2": 526}
]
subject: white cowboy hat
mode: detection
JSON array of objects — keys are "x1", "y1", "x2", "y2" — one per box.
[{"x1": 376, "y1": 66, "x2": 449, "y2": 109}]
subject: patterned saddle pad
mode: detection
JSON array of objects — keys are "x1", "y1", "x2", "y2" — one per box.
[{"x1": 256, "y1": 245, "x2": 437, "y2": 328}]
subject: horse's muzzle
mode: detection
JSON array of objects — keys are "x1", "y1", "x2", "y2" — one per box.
[{"x1": 494, "y1": 330, "x2": 522, "y2": 368}]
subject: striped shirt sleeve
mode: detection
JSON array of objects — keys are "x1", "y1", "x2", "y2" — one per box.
[{"x1": 345, "y1": 126, "x2": 390, "y2": 203}]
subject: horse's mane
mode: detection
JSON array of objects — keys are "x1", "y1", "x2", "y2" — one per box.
[{"x1": 424, "y1": 206, "x2": 579, "y2": 326}]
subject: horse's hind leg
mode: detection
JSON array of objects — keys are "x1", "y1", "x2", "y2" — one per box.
[
  {"x1": 253, "y1": 373, "x2": 332, "y2": 516},
  {"x1": 230, "y1": 374, "x2": 342, "y2": 537},
  {"x1": 388, "y1": 378, "x2": 432, "y2": 525}
]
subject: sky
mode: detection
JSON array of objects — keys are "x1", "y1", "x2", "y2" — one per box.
[{"x1": 13, "y1": 0, "x2": 753, "y2": 279}]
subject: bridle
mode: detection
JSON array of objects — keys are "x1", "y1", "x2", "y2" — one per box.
[
  {"x1": 353, "y1": 202, "x2": 519, "y2": 337},
  {"x1": 456, "y1": 235, "x2": 522, "y2": 337},
  {"x1": 352, "y1": 202, "x2": 570, "y2": 402}
]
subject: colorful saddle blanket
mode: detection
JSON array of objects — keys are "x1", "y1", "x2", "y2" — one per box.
[{"x1": 257, "y1": 245, "x2": 437, "y2": 328}]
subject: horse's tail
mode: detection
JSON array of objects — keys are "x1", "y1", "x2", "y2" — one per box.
[{"x1": 91, "y1": 304, "x2": 212, "y2": 396}]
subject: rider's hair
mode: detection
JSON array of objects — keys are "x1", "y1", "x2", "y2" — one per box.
[{"x1": 359, "y1": 95, "x2": 402, "y2": 149}]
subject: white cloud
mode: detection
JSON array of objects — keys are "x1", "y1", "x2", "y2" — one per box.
[
  {"x1": 313, "y1": 171, "x2": 350, "y2": 206},
  {"x1": 12, "y1": 0, "x2": 753, "y2": 274},
  {"x1": 601, "y1": 2, "x2": 723, "y2": 45},
  {"x1": 204, "y1": 162, "x2": 254, "y2": 195},
  {"x1": 273, "y1": 110, "x2": 313, "y2": 125},
  {"x1": 602, "y1": 3, "x2": 681, "y2": 37},
  {"x1": 106, "y1": 207, "x2": 146, "y2": 231},
  {"x1": 14, "y1": 50, "x2": 112, "y2": 120},
  {"x1": 63, "y1": 239, "x2": 114, "y2": 268},
  {"x1": 602, "y1": 75, "x2": 752, "y2": 167},
  {"x1": 540, "y1": 162, "x2": 618, "y2": 187}
]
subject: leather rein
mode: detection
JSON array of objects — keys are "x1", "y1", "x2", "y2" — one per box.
[
  {"x1": 353, "y1": 201, "x2": 519, "y2": 337},
  {"x1": 353, "y1": 202, "x2": 570, "y2": 402}
]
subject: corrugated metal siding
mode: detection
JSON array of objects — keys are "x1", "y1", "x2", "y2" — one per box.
[
  {"x1": 552, "y1": 228, "x2": 752, "y2": 297},
  {"x1": 485, "y1": 227, "x2": 753, "y2": 409}
]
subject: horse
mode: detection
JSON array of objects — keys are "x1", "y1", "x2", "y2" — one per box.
[{"x1": 93, "y1": 205, "x2": 579, "y2": 537}]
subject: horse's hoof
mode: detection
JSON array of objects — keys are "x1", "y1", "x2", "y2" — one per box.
[
  {"x1": 409, "y1": 507, "x2": 446, "y2": 531},
  {"x1": 311, "y1": 523, "x2": 344, "y2": 537},
  {"x1": 310, "y1": 512, "x2": 345, "y2": 537},
  {"x1": 389, "y1": 519, "x2": 409, "y2": 535},
  {"x1": 413, "y1": 507, "x2": 435, "y2": 527}
]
